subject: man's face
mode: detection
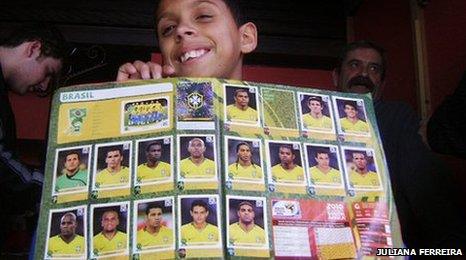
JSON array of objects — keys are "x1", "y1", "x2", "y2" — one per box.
[
  {"x1": 308, "y1": 100, "x2": 323, "y2": 114},
  {"x1": 237, "y1": 204, "x2": 255, "y2": 225},
  {"x1": 190, "y1": 205, "x2": 208, "y2": 225},
  {"x1": 60, "y1": 214, "x2": 77, "y2": 237},
  {"x1": 344, "y1": 105, "x2": 358, "y2": 119},
  {"x1": 234, "y1": 91, "x2": 250, "y2": 107},
  {"x1": 278, "y1": 147, "x2": 295, "y2": 164},
  {"x1": 105, "y1": 150, "x2": 123, "y2": 169},
  {"x1": 101, "y1": 211, "x2": 119, "y2": 233},
  {"x1": 335, "y1": 48, "x2": 383, "y2": 100},
  {"x1": 156, "y1": 0, "x2": 244, "y2": 79},
  {"x1": 237, "y1": 144, "x2": 252, "y2": 163},
  {"x1": 8, "y1": 46, "x2": 62, "y2": 95},
  {"x1": 188, "y1": 139, "x2": 205, "y2": 158},
  {"x1": 64, "y1": 154, "x2": 80, "y2": 173},
  {"x1": 146, "y1": 208, "x2": 163, "y2": 228},
  {"x1": 146, "y1": 144, "x2": 162, "y2": 163},
  {"x1": 352, "y1": 153, "x2": 368, "y2": 171},
  {"x1": 315, "y1": 153, "x2": 330, "y2": 169}
]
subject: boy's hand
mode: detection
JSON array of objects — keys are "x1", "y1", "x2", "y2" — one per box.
[{"x1": 116, "y1": 60, "x2": 175, "y2": 81}]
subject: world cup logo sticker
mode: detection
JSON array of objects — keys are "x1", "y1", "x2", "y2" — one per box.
[{"x1": 69, "y1": 108, "x2": 87, "y2": 134}]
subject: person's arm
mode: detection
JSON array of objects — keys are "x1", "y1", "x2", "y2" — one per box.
[
  {"x1": 0, "y1": 138, "x2": 43, "y2": 190},
  {"x1": 427, "y1": 71, "x2": 466, "y2": 159}
]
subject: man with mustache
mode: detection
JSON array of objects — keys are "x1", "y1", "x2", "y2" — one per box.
[{"x1": 333, "y1": 40, "x2": 466, "y2": 249}]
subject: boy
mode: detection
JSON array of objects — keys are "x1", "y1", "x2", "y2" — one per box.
[{"x1": 117, "y1": 0, "x2": 257, "y2": 81}]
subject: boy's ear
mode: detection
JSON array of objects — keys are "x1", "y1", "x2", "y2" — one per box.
[
  {"x1": 25, "y1": 40, "x2": 43, "y2": 59},
  {"x1": 239, "y1": 22, "x2": 258, "y2": 54}
]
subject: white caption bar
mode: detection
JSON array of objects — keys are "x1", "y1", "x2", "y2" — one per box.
[{"x1": 60, "y1": 83, "x2": 173, "y2": 103}]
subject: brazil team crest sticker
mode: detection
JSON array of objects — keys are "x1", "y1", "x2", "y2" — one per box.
[{"x1": 68, "y1": 108, "x2": 87, "y2": 134}]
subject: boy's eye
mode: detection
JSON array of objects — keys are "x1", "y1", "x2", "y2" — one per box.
[
  {"x1": 196, "y1": 14, "x2": 213, "y2": 21},
  {"x1": 161, "y1": 25, "x2": 176, "y2": 36}
]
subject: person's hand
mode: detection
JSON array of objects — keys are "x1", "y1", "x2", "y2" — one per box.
[{"x1": 116, "y1": 60, "x2": 175, "y2": 81}]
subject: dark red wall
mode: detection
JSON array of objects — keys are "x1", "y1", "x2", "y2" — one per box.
[
  {"x1": 352, "y1": 0, "x2": 418, "y2": 110},
  {"x1": 424, "y1": 0, "x2": 466, "y2": 110}
]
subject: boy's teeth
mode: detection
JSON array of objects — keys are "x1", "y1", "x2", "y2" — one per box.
[{"x1": 180, "y1": 49, "x2": 207, "y2": 63}]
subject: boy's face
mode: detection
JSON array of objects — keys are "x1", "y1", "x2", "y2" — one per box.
[{"x1": 156, "y1": 0, "x2": 252, "y2": 79}]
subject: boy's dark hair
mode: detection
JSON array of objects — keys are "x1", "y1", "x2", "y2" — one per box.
[
  {"x1": 1, "y1": 22, "x2": 68, "y2": 61},
  {"x1": 336, "y1": 40, "x2": 387, "y2": 80},
  {"x1": 190, "y1": 199, "x2": 209, "y2": 212},
  {"x1": 155, "y1": 0, "x2": 245, "y2": 28}
]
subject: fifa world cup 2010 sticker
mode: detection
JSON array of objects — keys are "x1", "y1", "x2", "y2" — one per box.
[{"x1": 68, "y1": 108, "x2": 87, "y2": 134}]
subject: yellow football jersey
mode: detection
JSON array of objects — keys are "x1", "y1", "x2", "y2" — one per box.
[
  {"x1": 179, "y1": 158, "x2": 216, "y2": 178},
  {"x1": 229, "y1": 223, "x2": 266, "y2": 245},
  {"x1": 271, "y1": 164, "x2": 305, "y2": 182},
  {"x1": 350, "y1": 170, "x2": 380, "y2": 187},
  {"x1": 228, "y1": 163, "x2": 262, "y2": 179},
  {"x1": 309, "y1": 166, "x2": 342, "y2": 185},
  {"x1": 302, "y1": 114, "x2": 333, "y2": 130},
  {"x1": 95, "y1": 166, "x2": 129, "y2": 187},
  {"x1": 340, "y1": 118, "x2": 369, "y2": 133},
  {"x1": 180, "y1": 223, "x2": 219, "y2": 244},
  {"x1": 137, "y1": 162, "x2": 171, "y2": 182},
  {"x1": 93, "y1": 231, "x2": 127, "y2": 254},
  {"x1": 48, "y1": 234, "x2": 85, "y2": 256},
  {"x1": 226, "y1": 105, "x2": 258, "y2": 123},
  {"x1": 137, "y1": 226, "x2": 173, "y2": 248}
]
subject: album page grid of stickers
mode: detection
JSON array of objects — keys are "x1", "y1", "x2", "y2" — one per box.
[{"x1": 35, "y1": 78, "x2": 402, "y2": 259}]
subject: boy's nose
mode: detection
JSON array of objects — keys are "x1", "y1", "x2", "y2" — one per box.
[{"x1": 176, "y1": 22, "x2": 196, "y2": 41}]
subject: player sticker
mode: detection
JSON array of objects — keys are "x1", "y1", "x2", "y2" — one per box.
[
  {"x1": 332, "y1": 97, "x2": 371, "y2": 137},
  {"x1": 176, "y1": 81, "x2": 215, "y2": 130},
  {"x1": 265, "y1": 140, "x2": 307, "y2": 192},
  {"x1": 341, "y1": 147, "x2": 382, "y2": 191},
  {"x1": 45, "y1": 206, "x2": 87, "y2": 259},
  {"x1": 90, "y1": 202, "x2": 130, "y2": 258},
  {"x1": 92, "y1": 141, "x2": 132, "y2": 193},
  {"x1": 224, "y1": 136, "x2": 264, "y2": 189},
  {"x1": 223, "y1": 84, "x2": 261, "y2": 127},
  {"x1": 133, "y1": 197, "x2": 175, "y2": 254},
  {"x1": 304, "y1": 143, "x2": 344, "y2": 189},
  {"x1": 52, "y1": 145, "x2": 91, "y2": 197},
  {"x1": 298, "y1": 93, "x2": 335, "y2": 134},
  {"x1": 177, "y1": 135, "x2": 218, "y2": 188},
  {"x1": 177, "y1": 195, "x2": 222, "y2": 249},
  {"x1": 135, "y1": 136, "x2": 173, "y2": 187},
  {"x1": 121, "y1": 97, "x2": 170, "y2": 134},
  {"x1": 226, "y1": 195, "x2": 269, "y2": 253}
]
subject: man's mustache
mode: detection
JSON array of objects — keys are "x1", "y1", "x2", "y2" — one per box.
[{"x1": 348, "y1": 76, "x2": 375, "y2": 91}]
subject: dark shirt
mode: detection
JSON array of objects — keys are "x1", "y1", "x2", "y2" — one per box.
[
  {"x1": 0, "y1": 63, "x2": 43, "y2": 246},
  {"x1": 375, "y1": 100, "x2": 466, "y2": 250},
  {"x1": 427, "y1": 71, "x2": 466, "y2": 159}
]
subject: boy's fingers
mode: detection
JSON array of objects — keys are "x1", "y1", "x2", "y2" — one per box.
[
  {"x1": 133, "y1": 60, "x2": 151, "y2": 79},
  {"x1": 116, "y1": 62, "x2": 137, "y2": 81},
  {"x1": 162, "y1": 64, "x2": 175, "y2": 77},
  {"x1": 147, "y1": 62, "x2": 163, "y2": 79}
]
